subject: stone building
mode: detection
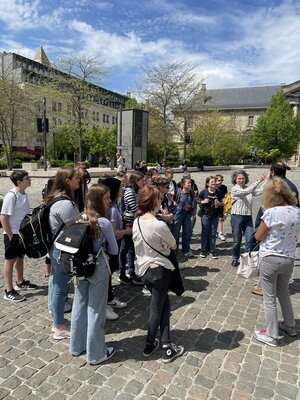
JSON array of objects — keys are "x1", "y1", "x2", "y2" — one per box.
[{"x1": 0, "y1": 48, "x2": 129, "y2": 156}]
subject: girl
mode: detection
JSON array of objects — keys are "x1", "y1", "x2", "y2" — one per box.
[
  {"x1": 46, "y1": 168, "x2": 80, "y2": 339},
  {"x1": 70, "y1": 184, "x2": 118, "y2": 364},
  {"x1": 198, "y1": 176, "x2": 223, "y2": 259}
]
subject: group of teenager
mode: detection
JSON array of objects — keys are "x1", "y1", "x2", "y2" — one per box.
[{"x1": 1, "y1": 160, "x2": 299, "y2": 366}]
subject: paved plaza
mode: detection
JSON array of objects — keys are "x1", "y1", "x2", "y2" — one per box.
[{"x1": 0, "y1": 167, "x2": 300, "y2": 400}]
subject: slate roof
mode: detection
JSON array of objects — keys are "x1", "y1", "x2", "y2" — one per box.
[{"x1": 194, "y1": 85, "x2": 282, "y2": 111}]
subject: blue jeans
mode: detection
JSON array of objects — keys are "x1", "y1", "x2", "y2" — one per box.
[
  {"x1": 231, "y1": 214, "x2": 254, "y2": 261},
  {"x1": 49, "y1": 246, "x2": 69, "y2": 326},
  {"x1": 119, "y1": 234, "x2": 135, "y2": 277},
  {"x1": 172, "y1": 210, "x2": 192, "y2": 254},
  {"x1": 70, "y1": 254, "x2": 109, "y2": 363},
  {"x1": 142, "y1": 266, "x2": 172, "y2": 346},
  {"x1": 201, "y1": 214, "x2": 219, "y2": 253}
]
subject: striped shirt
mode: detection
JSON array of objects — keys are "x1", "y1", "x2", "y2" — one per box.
[{"x1": 231, "y1": 180, "x2": 266, "y2": 216}]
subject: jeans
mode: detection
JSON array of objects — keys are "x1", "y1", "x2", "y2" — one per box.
[
  {"x1": 201, "y1": 215, "x2": 219, "y2": 253},
  {"x1": 260, "y1": 255, "x2": 295, "y2": 339},
  {"x1": 119, "y1": 234, "x2": 135, "y2": 277},
  {"x1": 172, "y1": 210, "x2": 192, "y2": 254},
  {"x1": 142, "y1": 266, "x2": 172, "y2": 346},
  {"x1": 49, "y1": 246, "x2": 69, "y2": 326},
  {"x1": 231, "y1": 214, "x2": 254, "y2": 261},
  {"x1": 70, "y1": 254, "x2": 109, "y2": 363}
]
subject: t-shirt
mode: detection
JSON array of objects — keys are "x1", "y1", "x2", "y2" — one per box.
[
  {"x1": 93, "y1": 217, "x2": 118, "y2": 255},
  {"x1": 259, "y1": 206, "x2": 300, "y2": 259},
  {"x1": 1, "y1": 188, "x2": 30, "y2": 234},
  {"x1": 132, "y1": 217, "x2": 176, "y2": 276},
  {"x1": 108, "y1": 203, "x2": 123, "y2": 230},
  {"x1": 49, "y1": 198, "x2": 79, "y2": 235}
]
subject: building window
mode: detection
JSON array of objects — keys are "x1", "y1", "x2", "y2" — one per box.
[
  {"x1": 96, "y1": 112, "x2": 99, "y2": 121},
  {"x1": 92, "y1": 111, "x2": 95, "y2": 121},
  {"x1": 52, "y1": 102, "x2": 57, "y2": 112},
  {"x1": 112, "y1": 116, "x2": 115, "y2": 124},
  {"x1": 57, "y1": 102, "x2": 62, "y2": 112},
  {"x1": 248, "y1": 116, "x2": 254, "y2": 126},
  {"x1": 106, "y1": 115, "x2": 109, "y2": 123},
  {"x1": 103, "y1": 114, "x2": 106, "y2": 123},
  {"x1": 67, "y1": 104, "x2": 71, "y2": 115}
]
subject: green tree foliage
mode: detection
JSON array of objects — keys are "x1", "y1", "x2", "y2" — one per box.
[
  {"x1": 0, "y1": 76, "x2": 35, "y2": 169},
  {"x1": 251, "y1": 90, "x2": 300, "y2": 161},
  {"x1": 189, "y1": 111, "x2": 249, "y2": 165},
  {"x1": 47, "y1": 123, "x2": 79, "y2": 157},
  {"x1": 84, "y1": 125, "x2": 117, "y2": 159},
  {"x1": 125, "y1": 98, "x2": 140, "y2": 109}
]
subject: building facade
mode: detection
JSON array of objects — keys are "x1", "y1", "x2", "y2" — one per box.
[{"x1": 0, "y1": 48, "x2": 129, "y2": 155}]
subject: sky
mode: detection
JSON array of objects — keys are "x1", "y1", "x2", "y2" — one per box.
[{"x1": 0, "y1": 0, "x2": 300, "y2": 95}]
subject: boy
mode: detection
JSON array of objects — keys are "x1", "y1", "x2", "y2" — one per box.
[{"x1": 1, "y1": 170, "x2": 37, "y2": 302}]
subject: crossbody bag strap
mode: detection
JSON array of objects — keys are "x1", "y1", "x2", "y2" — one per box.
[{"x1": 137, "y1": 217, "x2": 165, "y2": 258}]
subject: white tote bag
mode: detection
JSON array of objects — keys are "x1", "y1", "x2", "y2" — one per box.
[{"x1": 236, "y1": 251, "x2": 259, "y2": 279}]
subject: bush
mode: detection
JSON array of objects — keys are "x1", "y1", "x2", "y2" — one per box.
[
  {"x1": 0, "y1": 160, "x2": 7, "y2": 170},
  {"x1": 13, "y1": 159, "x2": 22, "y2": 168},
  {"x1": 12, "y1": 152, "x2": 35, "y2": 162}
]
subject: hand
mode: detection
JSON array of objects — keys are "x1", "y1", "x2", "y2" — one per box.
[
  {"x1": 258, "y1": 172, "x2": 268, "y2": 181},
  {"x1": 202, "y1": 198, "x2": 209, "y2": 204}
]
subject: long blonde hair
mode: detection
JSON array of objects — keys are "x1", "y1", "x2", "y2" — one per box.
[
  {"x1": 262, "y1": 177, "x2": 297, "y2": 209},
  {"x1": 85, "y1": 184, "x2": 109, "y2": 238}
]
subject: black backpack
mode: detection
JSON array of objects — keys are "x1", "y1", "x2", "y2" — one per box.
[
  {"x1": 19, "y1": 196, "x2": 68, "y2": 258},
  {"x1": 55, "y1": 222, "x2": 102, "y2": 281}
]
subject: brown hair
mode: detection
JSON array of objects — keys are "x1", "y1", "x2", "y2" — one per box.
[
  {"x1": 45, "y1": 167, "x2": 76, "y2": 204},
  {"x1": 126, "y1": 171, "x2": 144, "y2": 193},
  {"x1": 85, "y1": 184, "x2": 110, "y2": 238},
  {"x1": 262, "y1": 177, "x2": 297, "y2": 209},
  {"x1": 137, "y1": 185, "x2": 161, "y2": 214}
]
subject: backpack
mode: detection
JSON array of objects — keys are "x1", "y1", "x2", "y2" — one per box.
[
  {"x1": 54, "y1": 221, "x2": 102, "y2": 282},
  {"x1": 223, "y1": 192, "x2": 233, "y2": 217},
  {"x1": 19, "y1": 196, "x2": 68, "y2": 258}
]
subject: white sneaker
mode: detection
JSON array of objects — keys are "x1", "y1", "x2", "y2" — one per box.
[
  {"x1": 142, "y1": 286, "x2": 151, "y2": 296},
  {"x1": 106, "y1": 305, "x2": 119, "y2": 320},
  {"x1": 107, "y1": 297, "x2": 127, "y2": 309},
  {"x1": 218, "y1": 233, "x2": 226, "y2": 241}
]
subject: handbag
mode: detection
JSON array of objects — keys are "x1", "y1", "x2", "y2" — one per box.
[
  {"x1": 137, "y1": 218, "x2": 184, "y2": 296},
  {"x1": 236, "y1": 251, "x2": 259, "y2": 279},
  {"x1": 184, "y1": 202, "x2": 194, "y2": 214}
]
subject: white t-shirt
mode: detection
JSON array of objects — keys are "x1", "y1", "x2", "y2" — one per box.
[
  {"x1": 259, "y1": 205, "x2": 300, "y2": 259},
  {"x1": 132, "y1": 217, "x2": 176, "y2": 276},
  {"x1": 1, "y1": 188, "x2": 30, "y2": 234}
]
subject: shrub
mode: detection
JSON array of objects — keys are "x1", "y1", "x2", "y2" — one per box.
[{"x1": 0, "y1": 160, "x2": 7, "y2": 170}]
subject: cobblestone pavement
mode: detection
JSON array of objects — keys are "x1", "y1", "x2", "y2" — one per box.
[{"x1": 0, "y1": 167, "x2": 300, "y2": 400}]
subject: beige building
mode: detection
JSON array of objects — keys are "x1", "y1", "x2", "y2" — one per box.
[
  {"x1": 175, "y1": 81, "x2": 300, "y2": 164},
  {"x1": 0, "y1": 48, "x2": 129, "y2": 155}
]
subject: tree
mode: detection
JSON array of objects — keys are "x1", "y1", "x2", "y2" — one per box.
[
  {"x1": 124, "y1": 98, "x2": 140, "y2": 109},
  {"x1": 0, "y1": 73, "x2": 35, "y2": 169},
  {"x1": 47, "y1": 123, "x2": 79, "y2": 158},
  {"x1": 50, "y1": 53, "x2": 109, "y2": 161},
  {"x1": 138, "y1": 61, "x2": 205, "y2": 162},
  {"x1": 190, "y1": 111, "x2": 249, "y2": 165},
  {"x1": 251, "y1": 90, "x2": 300, "y2": 161},
  {"x1": 84, "y1": 125, "x2": 117, "y2": 160}
]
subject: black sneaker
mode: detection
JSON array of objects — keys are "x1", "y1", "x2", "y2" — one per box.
[
  {"x1": 143, "y1": 338, "x2": 160, "y2": 357},
  {"x1": 162, "y1": 343, "x2": 185, "y2": 363},
  {"x1": 14, "y1": 280, "x2": 38, "y2": 290},
  {"x1": 4, "y1": 289, "x2": 25, "y2": 302},
  {"x1": 118, "y1": 275, "x2": 132, "y2": 285},
  {"x1": 211, "y1": 252, "x2": 218, "y2": 259},
  {"x1": 200, "y1": 252, "x2": 207, "y2": 258},
  {"x1": 130, "y1": 273, "x2": 144, "y2": 286}
]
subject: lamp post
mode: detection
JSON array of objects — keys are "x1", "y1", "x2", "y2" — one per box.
[{"x1": 42, "y1": 97, "x2": 47, "y2": 171}]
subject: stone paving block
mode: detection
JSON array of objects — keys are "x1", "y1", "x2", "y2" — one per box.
[
  {"x1": 26, "y1": 371, "x2": 48, "y2": 389},
  {"x1": 173, "y1": 375, "x2": 193, "y2": 389},
  {"x1": 217, "y1": 371, "x2": 237, "y2": 388},
  {"x1": 261, "y1": 358, "x2": 278, "y2": 370},
  {"x1": 115, "y1": 394, "x2": 136, "y2": 400},
  {"x1": 47, "y1": 393, "x2": 67, "y2": 400},
  {"x1": 15, "y1": 366, "x2": 37, "y2": 380},
  {"x1": 0, "y1": 364, "x2": 16, "y2": 379},
  {"x1": 59, "y1": 378, "x2": 82, "y2": 395},
  {"x1": 165, "y1": 383, "x2": 187, "y2": 399},
  {"x1": 279, "y1": 363, "x2": 298, "y2": 374},
  {"x1": 144, "y1": 379, "x2": 166, "y2": 397},
  {"x1": 0, "y1": 388, "x2": 10, "y2": 400},
  {"x1": 87, "y1": 372, "x2": 107, "y2": 386},
  {"x1": 123, "y1": 379, "x2": 144, "y2": 396},
  {"x1": 194, "y1": 374, "x2": 215, "y2": 389},
  {"x1": 211, "y1": 385, "x2": 232, "y2": 400},
  {"x1": 277, "y1": 371, "x2": 298, "y2": 385},
  {"x1": 153, "y1": 369, "x2": 173, "y2": 385},
  {"x1": 231, "y1": 389, "x2": 253, "y2": 400},
  {"x1": 90, "y1": 385, "x2": 117, "y2": 400},
  {"x1": 236, "y1": 380, "x2": 255, "y2": 394},
  {"x1": 276, "y1": 381, "x2": 298, "y2": 399},
  {"x1": 11, "y1": 385, "x2": 32, "y2": 400},
  {"x1": 1, "y1": 375, "x2": 22, "y2": 390},
  {"x1": 254, "y1": 386, "x2": 275, "y2": 399},
  {"x1": 27, "y1": 358, "x2": 46, "y2": 370}
]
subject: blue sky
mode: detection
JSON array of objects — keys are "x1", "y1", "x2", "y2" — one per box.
[{"x1": 0, "y1": 0, "x2": 299, "y2": 95}]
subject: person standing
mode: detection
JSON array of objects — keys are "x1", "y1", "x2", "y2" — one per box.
[
  {"x1": 253, "y1": 178, "x2": 300, "y2": 346},
  {"x1": 230, "y1": 170, "x2": 267, "y2": 267},
  {"x1": 70, "y1": 184, "x2": 118, "y2": 364},
  {"x1": 133, "y1": 184, "x2": 185, "y2": 363},
  {"x1": 1, "y1": 170, "x2": 37, "y2": 302},
  {"x1": 215, "y1": 174, "x2": 227, "y2": 241},
  {"x1": 198, "y1": 176, "x2": 223, "y2": 259}
]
